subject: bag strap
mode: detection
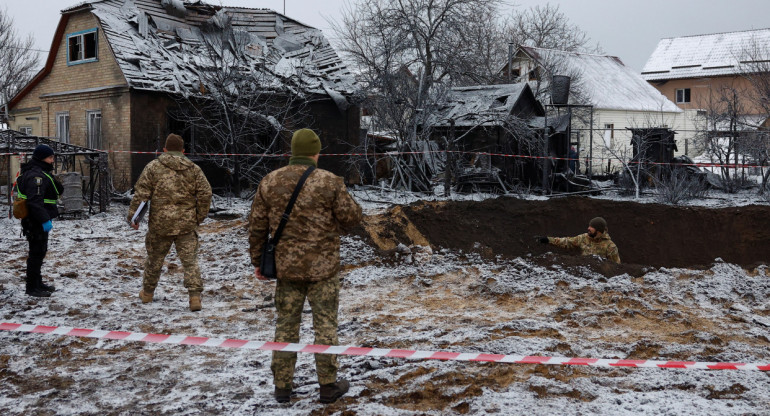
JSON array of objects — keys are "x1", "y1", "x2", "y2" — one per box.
[{"x1": 270, "y1": 166, "x2": 315, "y2": 245}]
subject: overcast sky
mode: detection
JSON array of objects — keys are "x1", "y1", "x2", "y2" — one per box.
[{"x1": 3, "y1": 0, "x2": 770, "y2": 71}]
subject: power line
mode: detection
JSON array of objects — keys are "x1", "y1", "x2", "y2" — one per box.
[{"x1": 5, "y1": 45, "x2": 48, "y2": 53}]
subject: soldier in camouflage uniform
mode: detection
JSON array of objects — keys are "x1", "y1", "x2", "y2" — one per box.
[
  {"x1": 537, "y1": 217, "x2": 621, "y2": 263},
  {"x1": 248, "y1": 128, "x2": 362, "y2": 404},
  {"x1": 127, "y1": 134, "x2": 212, "y2": 311}
]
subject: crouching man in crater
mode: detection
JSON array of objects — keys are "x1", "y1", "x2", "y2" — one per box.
[{"x1": 536, "y1": 217, "x2": 621, "y2": 264}]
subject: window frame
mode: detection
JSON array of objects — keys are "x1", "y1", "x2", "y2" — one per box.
[
  {"x1": 18, "y1": 126, "x2": 33, "y2": 135},
  {"x1": 86, "y1": 110, "x2": 102, "y2": 149},
  {"x1": 56, "y1": 111, "x2": 70, "y2": 144},
  {"x1": 675, "y1": 88, "x2": 691, "y2": 104},
  {"x1": 67, "y1": 28, "x2": 99, "y2": 65},
  {"x1": 604, "y1": 123, "x2": 615, "y2": 139}
]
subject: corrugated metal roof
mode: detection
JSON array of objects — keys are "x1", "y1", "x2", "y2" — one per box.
[
  {"x1": 429, "y1": 83, "x2": 535, "y2": 127},
  {"x1": 641, "y1": 28, "x2": 770, "y2": 81},
  {"x1": 64, "y1": 0, "x2": 357, "y2": 103},
  {"x1": 520, "y1": 46, "x2": 680, "y2": 113}
]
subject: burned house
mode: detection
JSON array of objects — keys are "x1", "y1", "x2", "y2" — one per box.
[
  {"x1": 630, "y1": 128, "x2": 677, "y2": 167},
  {"x1": 7, "y1": 0, "x2": 359, "y2": 191},
  {"x1": 426, "y1": 83, "x2": 547, "y2": 191}
]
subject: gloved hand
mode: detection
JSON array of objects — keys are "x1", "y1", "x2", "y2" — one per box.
[
  {"x1": 535, "y1": 235, "x2": 549, "y2": 244},
  {"x1": 42, "y1": 220, "x2": 53, "y2": 233}
]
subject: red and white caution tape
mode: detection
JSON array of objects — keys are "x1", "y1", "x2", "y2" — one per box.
[
  {"x1": 3, "y1": 148, "x2": 768, "y2": 169},
  {"x1": 2, "y1": 322, "x2": 768, "y2": 371}
]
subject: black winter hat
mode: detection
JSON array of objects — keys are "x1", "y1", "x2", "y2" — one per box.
[
  {"x1": 589, "y1": 217, "x2": 607, "y2": 233},
  {"x1": 32, "y1": 144, "x2": 55, "y2": 160}
]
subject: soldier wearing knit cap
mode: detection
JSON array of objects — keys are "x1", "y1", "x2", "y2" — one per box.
[
  {"x1": 536, "y1": 216, "x2": 620, "y2": 263},
  {"x1": 127, "y1": 133, "x2": 212, "y2": 312},
  {"x1": 248, "y1": 128, "x2": 362, "y2": 404}
]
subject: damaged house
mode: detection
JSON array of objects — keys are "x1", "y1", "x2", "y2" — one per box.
[
  {"x1": 7, "y1": 0, "x2": 359, "y2": 191},
  {"x1": 426, "y1": 83, "x2": 549, "y2": 191}
]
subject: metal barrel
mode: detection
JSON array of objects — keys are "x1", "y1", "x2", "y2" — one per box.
[{"x1": 59, "y1": 172, "x2": 83, "y2": 213}]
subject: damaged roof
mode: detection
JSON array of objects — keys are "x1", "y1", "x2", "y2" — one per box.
[
  {"x1": 429, "y1": 83, "x2": 543, "y2": 128},
  {"x1": 60, "y1": 0, "x2": 357, "y2": 106},
  {"x1": 519, "y1": 46, "x2": 681, "y2": 113},
  {"x1": 642, "y1": 28, "x2": 770, "y2": 81}
]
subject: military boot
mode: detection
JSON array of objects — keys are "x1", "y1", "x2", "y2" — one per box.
[
  {"x1": 274, "y1": 387, "x2": 292, "y2": 403},
  {"x1": 319, "y1": 379, "x2": 349, "y2": 404},
  {"x1": 189, "y1": 294, "x2": 202, "y2": 312},
  {"x1": 139, "y1": 289, "x2": 154, "y2": 303}
]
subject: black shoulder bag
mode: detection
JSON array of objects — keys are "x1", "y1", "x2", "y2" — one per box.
[{"x1": 260, "y1": 166, "x2": 315, "y2": 279}]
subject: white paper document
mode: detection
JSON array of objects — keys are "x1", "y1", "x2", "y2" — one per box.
[{"x1": 131, "y1": 201, "x2": 149, "y2": 225}]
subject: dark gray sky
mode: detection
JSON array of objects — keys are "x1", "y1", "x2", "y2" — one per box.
[{"x1": 3, "y1": 0, "x2": 770, "y2": 71}]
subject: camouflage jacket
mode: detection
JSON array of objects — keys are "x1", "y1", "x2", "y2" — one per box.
[
  {"x1": 548, "y1": 232, "x2": 621, "y2": 264},
  {"x1": 127, "y1": 152, "x2": 212, "y2": 236},
  {"x1": 248, "y1": 161, "x2": 362, "y2": 282}
]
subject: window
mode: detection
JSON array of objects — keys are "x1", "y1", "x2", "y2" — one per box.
[
  {"x1": 603, "y1": 123, "x2": 614, "y2": 148},
  {"x1": 511, "y1": 68, "x2": 521, "y2": 78},
  {"x1": 604, "y1": 123, "x2": 615, "y2": 138},
  {"x1": 676, "y1": 88, "x2": 691, "y2": 103},
  {"x1": 87, "y1": 110, "x2": 102, "y2": 149},
  {"x1": 56, "y1": 112, "x2": 70, "y2": 144},
  {"x1": 67, "y1": 28, "x2": 98, "y2": 65},
  {"x1": 528, "y1": 68, "x2": 540, "y2": 81},
  {"x1": 19, "y1": 126, "x2": 33, "y2": 135}
]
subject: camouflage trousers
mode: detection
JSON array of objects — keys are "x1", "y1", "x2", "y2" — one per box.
[
  {"x1": 143, "y1": 230, "x2": 203, "y2": 295},
  {"x1": 271, "y1": 274, "x2": 341, "y2": 389}
]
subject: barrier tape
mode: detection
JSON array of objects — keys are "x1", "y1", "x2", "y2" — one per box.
[
  {"x1": 1, "y1": 322, "x2": 768, "y2": 371},
  {"x1": 2, "y1": 149, "x2": 766, "y2": 169}
]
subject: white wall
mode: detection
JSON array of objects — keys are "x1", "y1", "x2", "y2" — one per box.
[{"x1": 570, "y1": 108, "x2": 693, "y2": 175}]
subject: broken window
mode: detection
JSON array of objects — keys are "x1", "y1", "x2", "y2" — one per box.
[
  {"x1": 56, "y1": 112, "x2": 70, "y2": 144},
  {"x1": 67, "y1": 29, "x2": 98, "y2": 64},
  {"x1": 675, "y1": 88, "x2": 690, "y2": 104}
]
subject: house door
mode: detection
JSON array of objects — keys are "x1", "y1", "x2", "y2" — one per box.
[{"x1": 87, "y1": 110, "x2": 102, "y2": 149}]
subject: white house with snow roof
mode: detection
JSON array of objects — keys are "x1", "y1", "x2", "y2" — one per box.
[{"x1": 504, "y1": 45, "x2": 688, "y2": 175}]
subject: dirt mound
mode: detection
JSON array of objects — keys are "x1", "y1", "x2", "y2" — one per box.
[{"x1": 391, "y1": 196, "x2": 770, "y2": 269}]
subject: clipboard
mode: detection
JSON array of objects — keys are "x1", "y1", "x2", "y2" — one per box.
[{"x1": 131, "y1": 201, "x2": 149, "y2": 225}]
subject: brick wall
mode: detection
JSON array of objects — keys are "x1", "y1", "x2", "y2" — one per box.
[{"x1": 9, "y1": 10, "x2": 134, "y2": 190}]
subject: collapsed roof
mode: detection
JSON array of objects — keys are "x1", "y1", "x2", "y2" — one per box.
[
  {"x1": 61, "y1": 0, "x2": 358, "y2": 108},
  {"x1": 642, "y1": 28, "x2": 770, "y2": 81},
  {"x1": 429, "y1": 83, "x2": 543, "y2": 128}
]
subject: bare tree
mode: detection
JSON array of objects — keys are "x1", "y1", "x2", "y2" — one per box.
[
  {"x1": 170, "y1": 16, "x2": 310, "y2": 195},
  {"x1": 738, "y1": 37, "x2": 770, "y2": 193},
  {"x1": 692, "y1": 83, "x2": 751, "y2": 193},
  {"x1": 333, "y1": 0, "x2": 501, "y2": 137},
  {"x1": 0, "y1": 7, "x2": 39, "y2": 118},
  {"x1": 653, "y1": 167, "x2": 709, "y2": 205},
  {"x1": 504, "y1": 4, "x2": 602, "y2": 54}
]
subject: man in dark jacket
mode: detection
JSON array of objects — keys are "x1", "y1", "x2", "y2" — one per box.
[
  {"x1": 249, "y1": 128, "x2": 362, "y2": 404},
  {"x1": 16, "y1": 144, "x2": 63, "y2": 297}
]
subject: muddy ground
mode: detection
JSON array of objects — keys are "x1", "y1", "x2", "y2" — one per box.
[
  {"x1": 359, "y1": 196, "x2": 770, "y2": 270},
  {"x1": 1, "y1": 195, "x2": 769, "y2": 415}
]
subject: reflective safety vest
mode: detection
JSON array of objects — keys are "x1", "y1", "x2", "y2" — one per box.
[{"x1": 17, "y1": 172, "x2": 60, "y2": 205}]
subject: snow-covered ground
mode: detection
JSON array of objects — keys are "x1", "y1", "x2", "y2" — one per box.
[{"x1": 1, "y1": 192, "x2": 769, "y2": 415}]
